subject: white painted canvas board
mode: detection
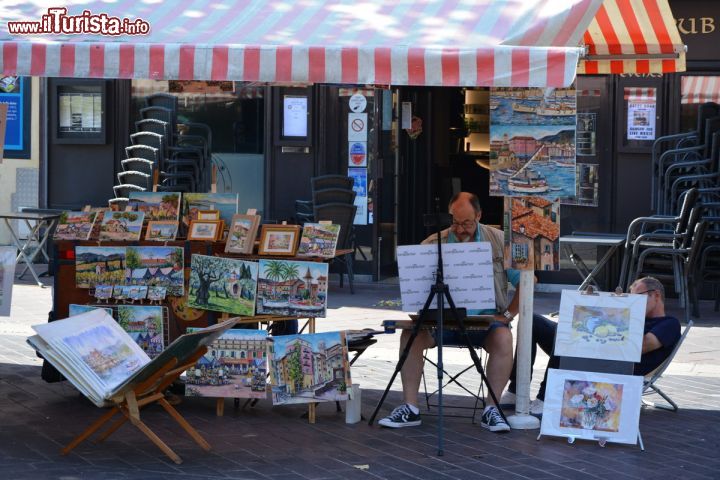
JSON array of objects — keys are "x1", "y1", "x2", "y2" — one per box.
[
  {"x1": 0, "y1": 246, "x2": 17, "y2": 316},
  {"x1": 540, "y1": 369, "x2": 643, "y2": 445},
  {"x1": 555, "y1": 290, "x2": 646, "y2": 362},
  {"x1": 397, "y1": 242, "x2": 495, "y2": 312}
]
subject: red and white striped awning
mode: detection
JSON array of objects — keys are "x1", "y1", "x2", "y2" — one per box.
[
  {"x1": 624, "y1": 87, "x2": 657, "y2": 101},
  {"x1": 0, "y1": 0, "x2": 604, "y2": 88},
  {"x1": 578, "y1": 0, "x2": 685, "y2": 75},
  {"x1": 681, "y1": 76, "x2": 720, "y2": 105}
]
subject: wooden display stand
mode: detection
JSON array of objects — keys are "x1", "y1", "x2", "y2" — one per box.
[{"x1": 61, "y1": 347, "x2": 210, "y2": 465}]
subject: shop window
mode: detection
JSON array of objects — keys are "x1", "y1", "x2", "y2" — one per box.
[{"x1": 679, "y1": 75, "x2": 720, "y2": 132}]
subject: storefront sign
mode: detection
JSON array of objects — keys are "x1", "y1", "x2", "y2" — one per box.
[
  {"x1": 348, "y1": 167, "x2": 368, "y2": 225},
  {"x1": 627, "y1": 100, "x2": 656, "y2": 140},
  {"x1": 349, "y1": 93, "x2": 367, "y2": 113},
  {"x1": 348, "y1": 141, "x2": 367, "y2": 167},
  {"x1": 348, "y1": 112, "x2": 367, "y2": 142},
  {"x1": 670, "y1": 0, "x2": 720, "y2": 61}
]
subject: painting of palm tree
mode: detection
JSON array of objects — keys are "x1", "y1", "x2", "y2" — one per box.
[{"x1": 257, "y1": 260, "x2": 328, "y2": 317}]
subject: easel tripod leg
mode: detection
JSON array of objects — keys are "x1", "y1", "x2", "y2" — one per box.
[
  {"x1": 159, "y1": 398, "x2": 211, "y2": 451},
  {"x1": 61, "y1": 407, "x2": 119, "y2": 456}
]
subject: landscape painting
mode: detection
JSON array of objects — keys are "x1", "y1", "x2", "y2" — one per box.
[
  {"x1": 541, "y1": 370, "x2": 643, "y2": 445},
  {"x1": 297, "y1": 223, "x2": 341, "y2": 258},
  {"x1": 117, "y1": 305, "x2": 164, "y2": 358},
  {"x1": 503, "y1": 197, "x2": 560, "y2": 271},
  {"x1": 125, "y1": 246, "x2": 184, "y2": 296},
  {"x1": 183, "y1": 193, "x2": 239, "y2": 228},
  {"x1": 555, "y1": 290, "x2": 647, "y2": 362},
  {"x1": 75, "y1": 247, "x2": 127, "y2": 289},
  {"x1": 268, "y1": 331, "x2": 350, "y2": 405},
  {"x1": 147, "y1": 286, "x2": 167, "y2": 302},
  {"x1": 188, "y1": 255, "x2": 258, "y2": 316},
  {"x1": 490, "y1": 86, "x2": 576, "y2": 201},
  {"x1": 185, "y1": 328, "x2": 268, "y2": 399},
  {"x1": 99, "y1": 211, "x2": 145, "y2": 241},
  {"x1": 225, "y1": 214, "x2": 261, "y2": 254},
  {"x1": 257, "y1": 260, "x2": 329, "y2": 317},
  {"x1": 128, "y1": 191, "x2": 181, "y2": 221},
  {"x1": 69, "y1": 304, "x2": 114, "y2": 318},
  {"x1": 145, "y1": 221, "x2": 178, "y2": 241},
  {"x1": 94, "y1": 285, "x2": 114, "y2": 301},
  {"x1": 53, "y1": 211, "x2": 97, "y2": 241}
]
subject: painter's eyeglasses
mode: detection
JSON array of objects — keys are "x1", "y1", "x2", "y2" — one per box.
[{"x1": 451, "y1": 220, "x2": 475, "y2": 231}]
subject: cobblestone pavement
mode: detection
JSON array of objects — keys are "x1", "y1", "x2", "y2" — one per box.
[{"x1": 1, "y1": 278, "x2": 719, "y2": 479}]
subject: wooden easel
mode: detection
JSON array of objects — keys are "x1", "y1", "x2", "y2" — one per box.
[{"x1": 61, "y1": 348, "x2": 210, "y2": 465}]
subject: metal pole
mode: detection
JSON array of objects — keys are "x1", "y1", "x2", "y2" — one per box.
[{"x1": 507, "y1": 269, "x2": 540, "y2": 429}]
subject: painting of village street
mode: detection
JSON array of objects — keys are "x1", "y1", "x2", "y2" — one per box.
[
  {"x1": 188, "y1": 255, "x2": 258, "y2": 316},
  {"x1": 117, "y1": 305, "x2": 165, "y2": 358},
  {"x1": 125, "y1": 246, "x2": 185, "y2": 296},
  {"x1": 185, "y1": 328, "x2": 268, "y2": 399},
  {"x1": 503, "y1": 197, "x2": 560, "y2": 271},
  {"x1": 183, "y1": 193, "x2": 239, "y2": 227},
  {"x1": 128, "y1": 191, "x2": 181, "y2": 221},
  {"x1": 53, "y1": 211, "x2": 97, "y2": 240},
  {"x1": 268, "y1": 331, "x2": 350, "y2": 405},
  {"x1": 76, "y1": 247, "x2": 127, "y2": 288},
  {"x1": 99, "y1": 211, "x2": 145, "y2": 241},
  {"x1": 297, "y1": 223, "x2": 341, "y2": 258},
  {"x1": 490, "y1": 87, "x2": 577, "y2": 201},
  {"x1": 257, "y1": 260, "x2": 329, "y2": 317}
]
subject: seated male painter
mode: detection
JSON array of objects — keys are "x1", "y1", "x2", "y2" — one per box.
[
  {"x1": 379, "y1": 192, "x2": 545, "y2": 433},
  {"x1": 501, "y1": 276, "x2": 682, "y2": 415}
]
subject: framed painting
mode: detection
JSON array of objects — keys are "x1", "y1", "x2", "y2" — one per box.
[
  {"x1": 540, "y1": 369, "x2": 643, "y2": 446},
  {"x1": 268, "y1": 331, "x2": 350, "y2": 405},
  {"x1": 188, "y1": 254, "x2": 259, "y2": 316},
  {"x1": 53, "y1": 211, "x2": 98, "y2": 241},
  {"x1": 225, "y1": 214, "x2": 261, "y2": 254},
  {"x1": 256, "y1": 259, "x2": 329, "y2": 317},
  {"x1": 185, "y1": 328, "x2": 268, "y2": 399},
  {"x1": 128, "y1": 191, "x2": 181, "y2": 222},
  {"x1": 188, "y1": 220, "x2": 223, "y2": 241},
  {"x1": 296, "y1": 223, "x2": 341, "y2": 258},
  {"x1": 197, "y1": 210, "x2": 220, "y2": 220},
  {"x1": 145, "y1": 220, "x2": 178, "y2": 241},
  {"x1": 99, "y1": 211, "x2": 145, "y2": 241},
  {"x1": 554, "y1": 290, "x2": 647, "y2": 362},
  {"x1": 258, "y1": 225, "x2": 301, "y2": 256}
]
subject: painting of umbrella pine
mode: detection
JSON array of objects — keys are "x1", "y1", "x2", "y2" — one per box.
[
  {"x1": 268, "y1": 331, "x2": 350, "y2": 405},
  {"x1": 257, "y1": 259, "x2": 329, "y2": 317},
  {"x1": 188, "y1": 255, "x2": 258, "y2": 316},
  {"x1": 185, "y1": 328, "x2": 267, "y2": 399}
]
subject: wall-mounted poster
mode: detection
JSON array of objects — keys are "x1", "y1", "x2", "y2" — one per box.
[
  {"x1": 185, "y1": 328, "x2": 267, "y2": 399},
  {"x1": 348, "y1": 167, "x2": 367, "y2": 226},
  {"x1": 554, "y1": 290, "x2": 647, "y2": 362},
  {"x1": 503, "y1": 197, "x2": 560, "y2": 271},
  {"x1": 490, "y1": 86, "x2": 577, "y2": 202},
  {"x1": 540, "y1": 369, "x2": 643, "y2": 446},
  {"x1": 397, "y1": 242, "x2": 495, "y2": 312},
  {"x1": 268, "y1": 331, "x2": 350, "y2": 405},
  {"x1": 627, "y1": 93, "x2": 656, "y2": 140},
  {"x1": 0, "y1": 246, "x2": 17, "y2": 316},
  {"x1": 0, "y1": 76, "x2": 30, "y2": 158},
  {"x1": 188, "y1": 255, "x2": 258, "y2": 317},
  {"x1": 576, "y1": 113, "x2": 597, "y2": 156},
  {"x1": 257, "y1": 259, "x2": 329, "y2": 317}
]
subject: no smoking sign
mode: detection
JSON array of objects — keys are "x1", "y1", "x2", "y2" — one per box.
[{"x1": 347, "y1": 112, "x2": 367, "y2": 141}]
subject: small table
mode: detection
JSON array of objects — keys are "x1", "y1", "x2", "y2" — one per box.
[
  {"x1": 0, "y1": 211, "x2": 61, "y2": 287},
  {"x1": 559, "y1": 233, "x2": 626, "y2": 291}
]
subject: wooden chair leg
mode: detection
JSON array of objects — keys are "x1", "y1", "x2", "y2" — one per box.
[
  {"x1": 61, "y1": 407, "x2": 119, "y2": 456},
  {"x1": 158, "y1": 398, "x2": 211, "y2": 451}
]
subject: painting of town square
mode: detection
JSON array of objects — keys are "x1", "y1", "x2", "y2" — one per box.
[
  {"x1": 125, "y1": 246, "x2": 185, "y2": 296},
  {"x1": 185, "y1": 328, "x2": 268, "y2": 399},
  {"x1": 53, "y1": 211, "x2": 98, "y2": 241},
  {"x1": 268, "y1": 331, "x2": 350, "y2": 405},
  {"x1": 99, "y1": 211, "x2": 145, "y2": 241},
  {"x1": 117, "y1": 305, "x2": 165, "y2": 358},
  {"x1": 183, "y1": 193, "x2": 239, "y2": 228},
  {"x1": 503, "y1": 197, "x2": 560, "y2": 271},
  {"x1": 490, "y1": 86, "x2": 577, "y2": 201},
  {"x1": 297, "y1": 223, "x2": 341, "y2": 258},
  {"x1": 225, "y1": 214, "x2": 261, "y2": 254},
  {"x1": 75, "y1": 247, "x2": 127, "y2": 288},
  {"x1": 69, "y1": 304, "x2": 113, "y2": 318},
  {"x1": 257, "y1": 260, "x2": 329, "y2": 317},
  {"x1": 128, "y1": 191, "x2": 181, "y2": 222},
  {"x1": 188, "y1": 255, "x2": 258, "y2": 316}
]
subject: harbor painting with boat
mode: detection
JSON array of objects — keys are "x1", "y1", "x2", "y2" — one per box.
[{"x1": 490, "y1": 87, "x2": 577, "y2": 202}]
